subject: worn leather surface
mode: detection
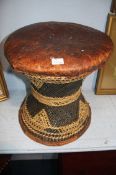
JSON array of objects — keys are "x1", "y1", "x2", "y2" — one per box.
[{"x1": 4, "y1": 22, "x2": 113, "y2": 77}]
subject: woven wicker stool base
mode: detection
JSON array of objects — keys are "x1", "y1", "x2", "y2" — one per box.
[
  {"x1": 19, "y1": 111, "x2": 91, "y2": 146},
  {"x1": 19, "y1": 104, "x2": 91, "y2": 146},
  {"x1": 19, "y1": 76, "x2": 91, "y2": 146}
]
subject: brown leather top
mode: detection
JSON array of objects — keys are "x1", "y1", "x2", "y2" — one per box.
[{"x1": 4, "y1": 22, "x2": 113, "y2": 77}]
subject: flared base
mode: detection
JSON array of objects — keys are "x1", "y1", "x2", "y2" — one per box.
[{"x1": 19, "y1": 96, "x2": 91, "y2": 146}]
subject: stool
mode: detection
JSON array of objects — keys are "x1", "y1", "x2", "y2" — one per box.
[{"x1": 4, "y1": 22, "x2": 113, "y2": 146}]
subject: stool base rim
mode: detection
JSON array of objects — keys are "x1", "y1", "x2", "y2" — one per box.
[{"x1": 19, "y1": 103, "x2": 91, "y2": 146}]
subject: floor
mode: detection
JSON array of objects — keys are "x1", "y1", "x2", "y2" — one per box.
[{"x1": 1, "y1": 159, "x2": 58, "y2": 175}]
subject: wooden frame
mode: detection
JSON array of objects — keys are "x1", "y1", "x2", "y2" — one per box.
[
  {"x1": 111, "y1": 0, "x2": 116, "y2": 13},
  {"x1": 95, "y1": 13, "x2": 116, "y2": 94},
  {"x1": 0, "y1": 62, "x2": 8, "y2": 101}
]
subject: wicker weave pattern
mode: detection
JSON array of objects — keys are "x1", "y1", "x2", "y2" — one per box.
[
  {"x1": 24, "y1": 72, "x2": 89, "y2": 84},
  {"x1": 20, "y1": 98, "x2": 90, "y2": 140},
  {"x1": 32, "y1": 87, "x2": 81, "y2": 106},
  {"x1": 19, "y1": 74, "x2": 91, "y2": 145}
]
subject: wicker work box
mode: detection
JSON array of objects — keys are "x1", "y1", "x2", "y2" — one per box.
[{"x1": 4, "y1": 22, "x2": 113, "y2": 146}]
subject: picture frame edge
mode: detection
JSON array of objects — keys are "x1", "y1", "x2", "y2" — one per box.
[{"x1": 95, "y1": 13, "x2": 116, "y2": 95}]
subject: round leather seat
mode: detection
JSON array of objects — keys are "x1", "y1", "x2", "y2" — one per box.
[{"x1": 4, "y1": 22, "x2": 112, "y2": 77}]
